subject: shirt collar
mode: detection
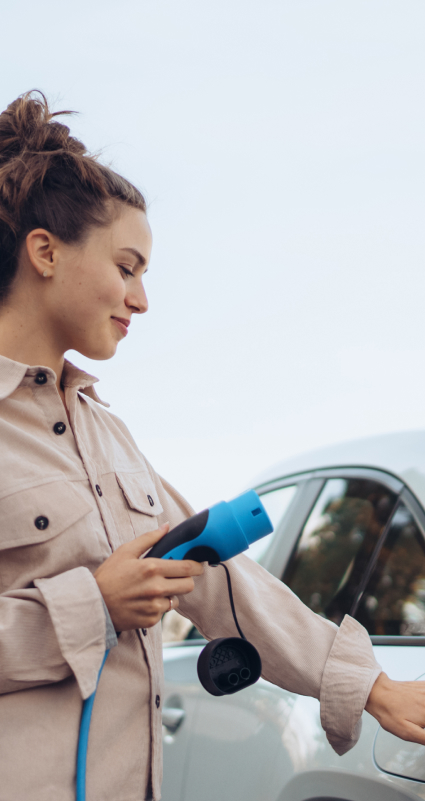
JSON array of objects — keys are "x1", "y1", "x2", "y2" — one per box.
[{"x1": 0, "y1": 355, "x2": 110, "y2": 407}]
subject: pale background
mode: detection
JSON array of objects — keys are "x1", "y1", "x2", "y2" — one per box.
[{"x1": 1, "y1": 0, "x2": 425, "y2": 510}]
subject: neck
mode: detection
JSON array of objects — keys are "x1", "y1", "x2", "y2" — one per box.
[{"x1": 0, "y1": 302, "x2": 65, "y2": 392}]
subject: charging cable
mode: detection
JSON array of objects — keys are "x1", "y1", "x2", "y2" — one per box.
[
  {"x1": 214, "y1": 562, "x2": 246, "y2": 639},
  {"x1": 76, "y1": 650, "x2": 109, "y2": 801}
]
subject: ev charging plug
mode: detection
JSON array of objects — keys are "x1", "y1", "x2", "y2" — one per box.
[
  {"x1": 147, "y1": 489, "x2": 273, "y2": 564},
  {"x1": 148, "y1": 490, "x2": 273, "y2": 696}
]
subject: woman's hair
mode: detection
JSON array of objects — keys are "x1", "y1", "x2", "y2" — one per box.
[{"x1": 0, "y1": 90, "x2": 147, "y2": 303}]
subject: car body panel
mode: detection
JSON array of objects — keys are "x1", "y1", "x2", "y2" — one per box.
[
  {"x1": 254, "y1": 431, "x2": 425, "y2": 511},
  {"x1": 162, "y1": 644, "x2": 425, "y2": 801}
]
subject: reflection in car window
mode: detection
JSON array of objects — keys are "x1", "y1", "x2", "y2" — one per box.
[
  {"x1": 355, "y1": 502, "x2": 425, "y2": 636},
  {"x1": 282, "y1": 478, "x2": 397, "y2": 625},
  {"x1": 245, "y1": 485, "x2": 297, "y2": 563}
]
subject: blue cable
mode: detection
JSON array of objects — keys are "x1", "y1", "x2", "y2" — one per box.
[{"x1": 76, "y1": 650, "x2": 109, "y2": 801}]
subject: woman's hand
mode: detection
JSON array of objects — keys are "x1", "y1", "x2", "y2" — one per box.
[
  {"x1": 94, "y1": 523, "x2": 204, "y2": 631},
  {"x1": 366, "y1": 671, "x2": 425, "y2": 744}
]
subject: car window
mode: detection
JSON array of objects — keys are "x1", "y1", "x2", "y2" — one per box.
[
  {"x1": 281, "y1": 477, "x2": 398, "y2": 625},
  {"x1": 245, "y1": 484, "x2": 297, "y2": 563},
  {"x1": 355, "y1": 501, "x2": 425, "y2": 636}
]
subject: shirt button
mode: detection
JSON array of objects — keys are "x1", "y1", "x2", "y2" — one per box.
[
  {"x1": 142, "y1": 628, "x2": 147, "y2": 636},
  {"x1": 53, "y1": 422, "x2": 66, "y2": 435},
  {"x1": 95, "y1": 485, "x2": 103, "y2": 497},
  {"x1": 34, "y1": 372, "x2": 47, "y2": 385},
  {"x1": 147, "y1": 495, "x2": 154, "y2": 507},
  {"x1": 155, "y1": 695, "x2": 160, "y2": 709},
  {"x1": 34, "y1": 516, "x2": 49, "y2": 530}
]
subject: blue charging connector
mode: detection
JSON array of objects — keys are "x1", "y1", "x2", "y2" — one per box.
[
  {"x1": 147, "y1": 489, "x2": 273, "y2": 563},
  {"x1": 76, "y1": 490, "x2": 272, "y2": 800}
]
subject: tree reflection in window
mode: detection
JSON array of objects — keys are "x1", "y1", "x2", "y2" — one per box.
[
  {"x1": 282, "y1": 478, "x2": 397, "y2": 625},
  {"x1": 355, "y1": 502, "x2": 425, "y2": 636}
]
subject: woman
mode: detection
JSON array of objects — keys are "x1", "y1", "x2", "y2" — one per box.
[{"x1": 0, "y1": 91, "x2": 423, "y2": 801}]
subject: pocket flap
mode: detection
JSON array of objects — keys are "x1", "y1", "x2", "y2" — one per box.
[
  {"x1": 116, "y1": 471, "x2": 163, "y2": 517},
  {"x1": 0, "y1": 481, "x2": 93, "y2": 550}
]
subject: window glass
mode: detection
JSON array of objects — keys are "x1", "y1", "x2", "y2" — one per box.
[
  {"x1": 245, "y1": 484, "x2": 297, "y2": 563},
  {"x1": 355, "y1": 502, "x2": 425, "y2": 636},
  {"x1": 282, "y1": 477, "x2": 397, "y2": 624}
]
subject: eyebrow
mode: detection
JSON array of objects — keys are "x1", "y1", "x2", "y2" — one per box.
[{"x1": 118, "y1": 247, "x2": 147, "y2": 268}]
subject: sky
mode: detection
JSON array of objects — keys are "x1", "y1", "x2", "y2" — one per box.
[{"x1": 2, "y1": 0, "x2": 425, "y2": 509}]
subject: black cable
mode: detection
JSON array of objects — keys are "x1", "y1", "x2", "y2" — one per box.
[{"x1": 216, "y1": 562, "x2": 246, "y2": 640}]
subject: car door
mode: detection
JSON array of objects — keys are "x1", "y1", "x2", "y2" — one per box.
[
  {"x1": 273, "y1": 468, "x2": 425, "y2": 800},
  {"x1": 352, "y1": 488, "x2": 425, "y2": 786},
  {"x1": 161, "y1": 642, "x2": 206, "y2": 801}
]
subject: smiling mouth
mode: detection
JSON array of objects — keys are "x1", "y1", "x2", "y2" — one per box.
[{"x1": 111, "y1": 317, "x2": 130, "y2": 337}]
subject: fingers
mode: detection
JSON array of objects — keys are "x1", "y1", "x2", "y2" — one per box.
[
  {"x1": 161, "y1": 595, "x2": 180, "y2": 615},
  {"x1": 110, "y1": 593, "x2": 180, "y2": 631},
  {"x1": 122, "y1": 523, "x2": 170, "y2": 558},
  {"x1": 143, "y1": 557, "x2": 204, "y2": 578},
  {"x1": 130, "y1": 570, "x2": 197, "y2": 599},
  {"x1": 153, "y1": 576, "x2": 196, "y2": 598},
  {"x1": 95, "y1": 522, "x2": 203, "y2": 631},
  {"x1": 135, "y1": 595, "x2": 181, "y2": 628},
  {"x1": 382, "y1": 718, "x2": 425, "y2": 746}
]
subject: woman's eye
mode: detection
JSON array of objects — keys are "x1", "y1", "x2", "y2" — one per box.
[{"x1": 119, "y1": 265, "x2": 133, "y2": 278}]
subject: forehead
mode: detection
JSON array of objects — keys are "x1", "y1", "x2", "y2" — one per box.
[
  {"x1": 86, "y1": 206, "x2": 152, "y2": 265},
  {"x1": 110, "y1": 207, "x2": 152, "y2": 254}
]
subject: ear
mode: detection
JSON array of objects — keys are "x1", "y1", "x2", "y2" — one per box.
[{"x1": 25, "y1": 229, "x2": 58, "y2": 279}]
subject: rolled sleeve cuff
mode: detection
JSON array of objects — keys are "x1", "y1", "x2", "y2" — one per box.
[
  {"x1": 320, "y1": 615, "x2": 382, "y2": 755},
  {"x1": 34, "y1": 567, "x2": 107, "y2": 699}
]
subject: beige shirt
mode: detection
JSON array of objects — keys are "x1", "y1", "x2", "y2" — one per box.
[{"x1": 0, "y1": 355, "x2": 381, "y2": 801}]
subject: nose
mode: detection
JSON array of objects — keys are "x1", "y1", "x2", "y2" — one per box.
[{"x1": 125, "y1": 281, "x2": 148, "y2": 315}]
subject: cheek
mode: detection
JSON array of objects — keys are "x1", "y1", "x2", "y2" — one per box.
[
  {"x1": 68, "y1": 268, "x2": 124, "y2": 313},
  {"x1": 104, "y1": 274, "x2": 126, "y2": 305}
]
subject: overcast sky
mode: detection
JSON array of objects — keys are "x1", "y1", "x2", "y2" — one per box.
[{"x1": 2, "y1": 0, "x2": 425, "y2": 509}]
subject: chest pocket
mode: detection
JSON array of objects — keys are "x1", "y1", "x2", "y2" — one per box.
[
  {"x1": 115, "y1": 471, "x2": 164, "y2": 543},
  {"x1": 0, "y1": 481, "x2": 96, "y2": 591}
]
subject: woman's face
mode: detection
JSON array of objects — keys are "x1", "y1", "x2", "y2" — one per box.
[{"x1": 40, "y1": 206, "x2": 152, "y2": 360}]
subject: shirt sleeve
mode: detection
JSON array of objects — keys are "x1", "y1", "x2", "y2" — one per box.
[
  {"x1": 151, "y1": 470, "x2": 382, "y2": 756},
  {"x1": 0, "y1": 567, "x2": 108, "y2": 700},
  {"x1": 178, "y1": 555, "x2": 382, "y2": 754}
]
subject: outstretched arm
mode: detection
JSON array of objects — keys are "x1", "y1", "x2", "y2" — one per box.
[{"x1": 152, "y1": 468, "x2": 425, "y2": 753}]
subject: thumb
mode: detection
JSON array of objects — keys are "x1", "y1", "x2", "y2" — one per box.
[{"x1": 123, "y1": 523, "x2": 170, "y2": 559}]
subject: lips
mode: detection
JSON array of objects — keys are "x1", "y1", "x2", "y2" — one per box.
[{"x1": 111, "y1": 317, "x2": 130, "y2": 337}]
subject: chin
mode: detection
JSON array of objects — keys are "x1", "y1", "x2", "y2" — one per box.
[{"x1": 77, "y1": 339, "x2": 118, "y2": 362}]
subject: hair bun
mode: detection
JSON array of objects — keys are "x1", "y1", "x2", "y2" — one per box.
[
  {"x1": 0, "y1": 90, "x2": 85, "y2": 165},
  {"x1": 0, "y1": 88, "x2": 146, "y2": 304}
]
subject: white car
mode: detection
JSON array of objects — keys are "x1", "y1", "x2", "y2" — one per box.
[{"x1": 161, "y1": 431, "x2": 425, "y2": 801}]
